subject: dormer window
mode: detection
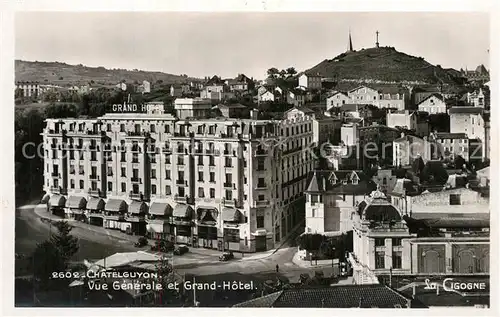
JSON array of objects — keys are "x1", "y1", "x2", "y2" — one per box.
[
  {"x1": 352, "y1": 178, "x2": 358, "y2": 185},
  {"x1": 342, "y1": 179, "x2": 347, "y2": 185}
]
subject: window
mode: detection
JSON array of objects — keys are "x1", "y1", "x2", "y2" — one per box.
[
  {"x1": 107, "y1": 123, "x2": 111, "y2": 132},
  {"x1": 225, "y1": 190, "x2": 233, "y2": 200},
  {"x1": 392, "y1": 251, "x2": 402, "y2": 269},
  {"x1": 165, "y1": 170, "x2": 171, "y2": 180},
  {"x1": 258, "y1": 177, "x2": 266, "y2": 187},
  {"x1": 165, "y1": 185, "x2": 171, "y2": 195},
  {"x1": 392, "y1": 238, "x2": 402, "y2": 246},
  {"x1": 152, "y1": 184, "x2": 157, "y2": 195},
  {"x1": 198, "y1": 171, "x2": 204, "y2": 182},
  {"x1": 257, "y1": 215, "x2": 264, "y2": 228},
  {"x1": 121, "y1": 152, "x2": 126, "y2": 162},
  {"x1": 225, "y1": 157, "x2": 232, "y2": 167},
  {"x1": 311, "y1": 209, "x2": 315, "y2": 217},
  {"x1": 198, "y1": 156, "x2": 203, "y2": 165},
  {"x1": 165, "y1": 125, "x2": 170, "y2": 133},
  {"x1": 209, "y1": 156, "x2": 215, "y2": 166},
  {"x1": 150, "y1": 124, "x2": 156, "y2": 133},
  {"x1": 210, "y1": 188, "x2": 215, "y2": 198},
  {"x1": 257, "y1": 158, "x2": 265, "y2": 171},
  {"x1": 375, "y1": 252, "x2": 385, "y2": 269},
  {"x1": 258, "y1": 195, "x2": 265, "y2": 201},
  {"x1": 178, "y1": 171, "x2": 184, "y2": 181},
  {"x1": 107, "y1": 182, "x2": 112, "y2": 191},
  {"x1": 178, "y1": 156, "x2": 184, "y2": 165},
  {"x1": 151, "y1": 169, "x2": 156, "y2": 179},
  {"x1": 120, "y1": 124, "x2": 125, "y2": 132},
  {"x1": 198, "y1": 187, "x2": 204, "y2": 198},
  {"x1": 121, "y1": 182, "x2": 126, "y2": 192},
  {"x1": 210, "y1": 172, "x2": 215, "y2": 183},
  {"x1": 70, "y1": 179, "x2": 75, "y2": 189},
  {"x1": 375, "y1": 238, "x2": 385, "y2": 247},
  {"x1": 79, "y1": 180, "x2": 84, "y2": 189},
  {"x1": 178, "y1": 186, "x2": 185, "y2": 197},
  {"x1": 449, "y1": 194, "x2": 461, "y2": 205},
  {"x1": 121, "y1": 167, "x2": 126, "y2": 177}
]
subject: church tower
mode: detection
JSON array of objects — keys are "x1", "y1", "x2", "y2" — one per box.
[{"x1": 348, "y1": 30, "x2": 354, "y2": 52}]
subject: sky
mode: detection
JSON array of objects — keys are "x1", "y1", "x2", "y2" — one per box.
[{"x1": 15, "y1": 12, "x2": 490, "y2": 80}]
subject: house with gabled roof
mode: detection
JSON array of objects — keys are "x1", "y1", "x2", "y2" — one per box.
[
  {"x1": 326, "y1": 91, "x2": 350, "y2": 110},
  {"x1": 417, "y1": 93, "x2": 446, "y2": 114},
  {"x1": 304, "y1": 170, "x2": 376, "y2": 235}
]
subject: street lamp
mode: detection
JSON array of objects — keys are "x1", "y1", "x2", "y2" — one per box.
[{"x1": 332, "y1": 247, "x2": 336, "y2": 268}]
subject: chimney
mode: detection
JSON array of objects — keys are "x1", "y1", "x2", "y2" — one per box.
[{"x1": 400, "y1": 132, "x2": 405, "y2": 138}]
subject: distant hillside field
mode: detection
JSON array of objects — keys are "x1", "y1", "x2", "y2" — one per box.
[
  {"x1": 15, "y1": 60, "x2": 195, "y2": 86},
  {"x1": 304, "y1": 47, "x2": 466, "y2": 86}
]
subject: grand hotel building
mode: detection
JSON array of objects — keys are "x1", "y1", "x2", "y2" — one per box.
[{"x1": 41, "y1": 100, "x2": 316, "y2": 252}]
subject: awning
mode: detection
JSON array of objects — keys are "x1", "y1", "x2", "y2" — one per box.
[
  {"x1": 149, "y1": 202, "x2": 173, "y2": 216},
  {"x1": 221, "y1": 208, "x2": 242, "y2": 222},
  {"x1": 66, "y1": 196, "x2": 87, "y2": 209},
  {"x1": 49, "y1": 195, "x2": 66, "y2": 207},
  {"x1": 173, "y1": 204, "x2": 194, "y2": 218},
  {"x1": 129, "y1": 201, "x2": 147, "y2": 215},
  {"x1": 40, "y1": 194, "x2": 50, "y2": 204},
  {"x1": 105, "y1": 199, "x2": 128, "y2": 213},
  {"x1": 197, "y1": 207, "x2": 218, "y2": 222},
  {"x1": 87, "y1": 197, "x2": 105, "y2": 210}
]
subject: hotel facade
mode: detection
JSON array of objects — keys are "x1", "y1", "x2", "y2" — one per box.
[{"x1": 41, "y1": 101, "x2": 316, "y2": 252}]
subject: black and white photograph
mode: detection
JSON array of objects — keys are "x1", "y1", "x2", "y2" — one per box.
[{"x1": 2, "y1": 2, "x2": 498, "y2": 314}]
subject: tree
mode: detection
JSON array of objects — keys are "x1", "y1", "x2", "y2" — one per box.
[
  {"x1": 31, "y1": 240, "x2": 66, "y2": 285},
  {"x1": 286, "y1": 67, "x2": 297, "y2": 77},
  {"x1": 15, "y1": 88, "x2": 24, "y2": 99},
  {"x1": 454, "y1": 155, "x2": 466, "y2": 170},
  {"x1": 266, "y1": 68, "x2": 280, "y2": 79},
  {"x1": 50, "y1": 221, "x2": 79, "y2": 264},
  {"x1": 412, "y1": 156, "x2": 425, "y2": 176}
]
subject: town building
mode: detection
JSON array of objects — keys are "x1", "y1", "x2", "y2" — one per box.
[
  {"x1": 392, "y1": 134, "x2": 433, "y2": 167},
  {"x1": 15, "y1": 81, "x2": 42, "y2": 98},
  {"x1": 386, "y1": 110, "x2": 429, "y2": 137},
  {"x1": 286, "y1": 90, "x2": 306, "y2": 107},
  {"x1": 298, "y1": 73, "x2": 322, "y2": 90},
  {"x1": 349, "y1": 189, "x2": 489, "y2": 284},
  {"x1": 432, "y1": 132, "x2": 470, "y2": 161},
  {"x1": 312, "y1": 114, "x2": 341, "y2": 146},
  {"x1": 372, "y1": 169, "x2": 398, "y2": 194},
  {"x1": 225, "y1": 74, "x2": 254, "y2": 92},
  {"x1": 304, "y1": 170, "x2": 376, "y2": 235},
  {"x1": 417, "y1": 93, "x2": 447, "y2": 114},
  {"x1": 462, "y1": 88, "x2": 486, "y2": 108},
  {"x1": 41, "y1": 102, "x2": 316, "y2": 252},
  {"x1": 326, "y1": 91, "x2": 350, "y2": 110},
  {"x1": 449, "y1": 107, "x2": 486, "y2": 161},
  {"x1": 347, "y1": 86, "x2": 406, "y2": 110},
  {"x1": 216, "y1": 103, "x2": 249, "y2": 119},
  {"x1": 116, "y1": 82, "x2": 127, "y2": 91},
  {"x1": 174, "y1": 98, "x2": 212, "y2": 119},
  {"x1": 461, "y1": 65, "x2": 490, "y2": 83}
]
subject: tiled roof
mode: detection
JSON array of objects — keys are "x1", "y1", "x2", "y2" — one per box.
[
  {"x1": 306, "y1": 170, "x2": 376, "y2": 195},
  {"x1": 234, "y1": 285, "x2": 413, "y2": 308},
  {"x1": 416, "y1": 93, "x2": 444, "y2": 106},
  {"x1": 448, "y1": 107, "x2": 483, "y2": 114},
  {"x1": 434, "y1": 132, "x2": 468, "y2": 139}
]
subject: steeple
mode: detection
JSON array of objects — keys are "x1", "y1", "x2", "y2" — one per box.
[{"x1": 348, "y1": 29, "x2": 353, "y2": 52}]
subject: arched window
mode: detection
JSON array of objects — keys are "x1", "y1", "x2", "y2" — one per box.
[{"x1": 457, "y1": 250, "x2": 475, "y2": 273}]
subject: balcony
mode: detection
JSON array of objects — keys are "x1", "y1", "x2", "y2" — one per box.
[
  {"x1": 256, "y1": 183, "x2": 268, "y2": 190},
  {"x1": 131, "y1": 177, "x2": 142, "y2": 184},
  {"x1": 205, "y1": 149, "x2": 220, "y2": 155},
  {"x1": 174, "y1": 131, "x2": 194, "y2": 138},
  {"x1": 51, "y1": 172, "x2": 60, "y2": 178},
  {"x1": 162, "y1": 147, "x2": 172, "y2": 153},
  {"x1": 103, "y1": 212, "x2": 125, "y2": 221},
  {"x1": 220, "y1": 133, "x2": 236, "y2": 139},
  {"x1": 86, "y1": 130, "x2": 104, "y2": 136},
  {"x1": 176, "y1": 179, "x2": 188, "y2": 186},
  {"x1": 174, "y1": 195, "x2": 187, "y2": 203},
  {"x1": 223, "y1": 150, "x2": 232, "y2": 156},
  {"x1": 126, "y1": 131, "x2": 150, "y2": 138},
  {"x1": 224, "y1": 182, "x2": 236, "y2": 189},
  {"x1": 88, "y1": 188, "x2": 101, "y2": 197},
  {"x1": 50, "y1": 186, "x2": 67, "y2": 195},
  {"x1": 194, "y1": 148, "x2": 204, "y2": 155},
  {"x1": 90, "y1": 174, "x2": 100, "y2": 181},
  {"x1": 255, "y1": 149, "x2": 268, "y2": 156},
  {"x1": 146, "y1": 216, "x2": 170, "y2": 224},
  {"x1": 223, "y1": 198, "x2": 237, "y2": 207},
  {"x1": 131, "y1": 147, "x2": 141, "y2": 153},
  {"x1": 125, "y1": 214, "x2": 145, "y2": 222},
  {"x1": 255, "y1": 200, "x2": 270, "y2": 207},
  {"x1": 129, "y1": 191, "x2": 144, "y2": 201}
]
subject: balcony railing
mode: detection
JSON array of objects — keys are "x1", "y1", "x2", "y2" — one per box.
[
  {"x1": 194, "y1": 149, "x2": 203, "y2": 154},
  {"x1": 176, "y1": 179, "x2": 187, "y2": 185},
  {"x1": 89, "y1": 174, "x2": 100, "y2": 181},
  {"x1": 50, "y1": 172, "x2": 60, "y2": 177},
  {"x1": 50, "y1": 186, "x2": 67, "y2": 195},
  {"x1": 255, "y1": 200, "x2": 270, "y2": 207},
  {"x1": 162, "y1": 147, "x2": 172, "y2": 153},
  {"x1": 103, "y1": 213, "x2": 125, "y2": 221},
  {"x1": 224, "y1": 182, "x2": 236, "y2": 189},
  {"x1": 131, "y1": 177, "x2": 142, "y2": 184},
  {"x1": 223, "y1": 198, "x2": 237, "y2": 207},
  {"x1": 174, "y1": 195, "x2": 187, "y2": 203},
  {"x1": 205, "y1": 149, "x2": 220, "y2": 155},
  {"x1": 131, "y1": 147, "x2": 141, "y2": 153},
  {"x1": 129, "y1": 191, "x2": 144, "y2": 200},
  {"x1": 88, "y1": 188, "x2": 101, "y2": 197}
]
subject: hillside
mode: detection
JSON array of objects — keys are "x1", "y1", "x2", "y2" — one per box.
[
  {"x1": 15, "y1": 60, "x2": 195, "y2": 86},
  {"x1": 304, "y1": 46, "x2": 466, "y2": 86}
]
